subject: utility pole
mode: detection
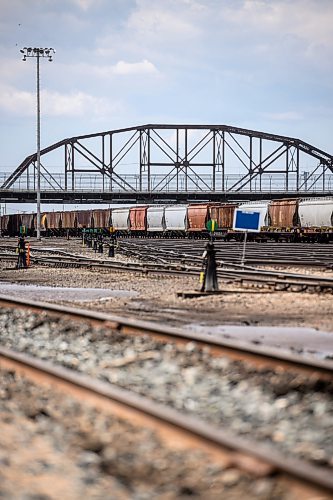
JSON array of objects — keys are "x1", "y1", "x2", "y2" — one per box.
[{"x1": 20, "y1": 47, "x2": 55, "y2": 240}]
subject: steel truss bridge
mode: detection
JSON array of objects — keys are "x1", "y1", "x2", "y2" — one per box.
[{"x1": 1, "y1": 124, "x2": 333, "y2": 204}]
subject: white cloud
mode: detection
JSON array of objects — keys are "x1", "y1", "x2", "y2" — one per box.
[
  {"x1": 72, "y1": 59, "x2": 159, "y2": 80},
  {"x1": 0, "y1": 85, "x2": 34, "y2": 115},
  {"x1": 0, "y1": 84, "x2": 121, "y2": 118},
  {"x1": 262, "y1": 111, "x2": 303, "y2": 121},
  {"x1": 70, "y1": 0, "x2": 100, "y2": 10},
  {"x1": 221, "y1": 0, "x2": 333, "y2": 55},
  {"x1": 43, "y1": 90, "x2": 116, "y2": 117},
  {"x1": 127, "y1": 1, "x2": 200, "y2": 39},
  {"x1": 106, "y1": 59, "x2": 158, "y2": 76}
]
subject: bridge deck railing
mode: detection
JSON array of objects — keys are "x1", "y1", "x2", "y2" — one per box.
[{"x1": 0, "y1": 172, "x2": 332, "y2": 193}]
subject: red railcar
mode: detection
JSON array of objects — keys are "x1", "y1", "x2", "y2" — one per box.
[
  {"x1": 187, "y1": 204, "x2": 209, "y2": 232},
  {"x1": 129, "y1": 206, "x2": 148, "y2": 232}
]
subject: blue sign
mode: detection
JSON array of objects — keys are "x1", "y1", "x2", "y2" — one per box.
[{"x1": 233, "y1": 209, "x2": 261, "y2": 232}]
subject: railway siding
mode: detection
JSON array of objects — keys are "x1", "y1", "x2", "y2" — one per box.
[
  {"x1": 0, "y1": 305, "x2": 332, "y2": 474},
  {"x1": 2, "y1": 366, "x2": 282, "y2": 499}
]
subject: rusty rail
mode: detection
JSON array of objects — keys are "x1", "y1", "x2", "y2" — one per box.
[
  {"x1": 0, "y1": 345, "x2": 332, "y2": 495},
  {"x1": 0, "y1": 295, "x2": 332, "y2": 379}
]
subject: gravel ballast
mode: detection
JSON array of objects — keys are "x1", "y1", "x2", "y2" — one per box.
[
  {"x1": 1, "y1": 238, "x2": 333, "y2": 332},
  {"x1": 1, "y1": 368, "x2": 290, "y2": 499},
  {"x1": 1, "y1": 307, "x2": 332, "y2": 472}
]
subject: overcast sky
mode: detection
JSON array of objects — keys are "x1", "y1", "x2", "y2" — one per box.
[{"x1": 0, "y1": 0, "x2": 332, "y2": 177}]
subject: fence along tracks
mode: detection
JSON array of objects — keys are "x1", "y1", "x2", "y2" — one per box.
[{"x1": 0, "y1": 296, "x2": 333, "y2": 495}]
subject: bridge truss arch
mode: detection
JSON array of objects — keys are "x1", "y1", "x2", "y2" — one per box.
[{"x1": 1, "y1": 124, "x2": 333, "y2": 203}]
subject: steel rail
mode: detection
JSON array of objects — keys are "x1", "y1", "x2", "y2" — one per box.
[
  {"x1": 1, "y1": 239, "x2": 332, "y2": 291},
  {"x1": 2, "y1": 249, "x2": 333, "y2": 292},
  {"x1": 0, "y1": 345, "x2": 332, "y2": 495},
  {"x1": 0, "y1": 295, "x2": 332, "y2": 378},
  {"x1": 118, "y1": 239, "x2": 333, "y2": 268},
  {"x1": 117, "y1": 238, "x2": 333, "y2": 258},
  {"x1": 118, "y1": 241, "x2": 333, "y2": 282},
  {"x1": 1, "y1": 239, "x2": 333, "y2": 269}
]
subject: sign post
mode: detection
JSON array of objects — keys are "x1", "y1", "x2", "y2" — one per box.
[
  {"x1": 232, "y1": 210, "x2": 261, "y2": 266},
  {"x1": 241, "y1": 230, "x2": 248, "y2": 266}
]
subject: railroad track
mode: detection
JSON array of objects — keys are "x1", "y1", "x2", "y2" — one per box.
[
  {"x1": 119, "y1": 238, "x2": 333, "y2": 269},
  {"x1": 2, "y1": 241, "x2": 333, "y2": 293},
  {"x1": 117, "y1": 240, "x2": 333, "y2": 293},
  {"x1": 0, "y1": 296, "x2": 333, "y2": 496},
  {"x1": 1, "y1": 238, "x2": 333, "y2": 268},
  {"x1": 117, "y1": 238, "x2": 333, "y2": 269},
  {"x1": 1, "y1": 294, "x2": 332, "y2": 374}
]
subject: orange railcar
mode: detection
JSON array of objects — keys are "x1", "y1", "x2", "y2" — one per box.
[
  {"x1": 129, "y1": 206, "x2": 148, "y2": 231},
  {"x1": 187, "y1": 204, "x2": 209, "y2": 231}
]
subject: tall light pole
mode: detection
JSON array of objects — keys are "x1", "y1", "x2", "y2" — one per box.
[{"x1": 20, "y1": 47, "x2": 55, "y2": 240}]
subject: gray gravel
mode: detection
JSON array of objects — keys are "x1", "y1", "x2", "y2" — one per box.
[
  {"x1": 1, "y1": 306, "x2": 332, "y2": 471},
  {"x1": 1, "y1": 368, "x2": 289, "y2": 499}
]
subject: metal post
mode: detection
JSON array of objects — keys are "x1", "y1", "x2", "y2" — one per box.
[
  {"x1": 20, "y1": 47, "x2": 55, "y2": 241},
  {"x1": 259, "y1": 137, "x2": 262, "y2": 192},
  {"x1": 241, "y1": 230, "x2": 248, "y2": 266},
  {"x1": 36, "y1": 51, "x2": 41, "y2": 240},
  {"x1": 249, "y1": 136, "x2": 253, "y2": 191},
  {"x1": 185, "y1": 128, "x2": 188, "y2": 192},
  {"x1": 222, "y1": 131, "x2": 225, "y2": 191},
  {"x1": 102, "y1": 135, "x2": 105, "y2": 191},
  {"x1": 65, "y1": 145, "x2": 68, "y2": 191},
  {"x1": 296, "y1": 146, "x2": 300, "y2": 191},
  {"x1": 71, "y1": 143, "x2": 75, "y2": 190},
  {"x1": 286, "y1": 146, "x2": 289, "y2": 191},
  {"x1": 147, "y1": 129, "x2": 151, "y2": 192},
  {"x1": 212, "y1": 130, "x2": 216, "y2": 191},
  {"x1": 139, "y1": 130, "x2": 143, "y2": 191},
  {"x1": 109, "y1": 133, "x2": 113, "y2": 192}
]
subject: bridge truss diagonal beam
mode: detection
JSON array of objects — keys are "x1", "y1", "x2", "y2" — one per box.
[{"x1": 1, "y1": 124, "x2": 332, "y2": 202}]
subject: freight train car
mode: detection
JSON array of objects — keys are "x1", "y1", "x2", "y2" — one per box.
[
  {"x1": 268, "y1": 199, "x2": 299, "y2": 229},
  {"x1": 1, "y1": 197, "x2": 333, "y2": 241},
  {"x1": 210, "y1": 203, "x2": 238, "y2": 233},
  {"x1": 112, "y1": 208, "x2": 130, "y2": 236},
  {"x1": 92, "y1": 209, "x2": 111, "y2": 230},
  {"x1": 237, "y1": 201, "x2": 270, "y2": 228},
  {"x1": 147, "y1": 206, "x2": 167, "y2": 235},
  {"x1": 45, "y1": 211, "x2": 62, "y2": 233},
  {"x1": 164, "y1": 205, "x2": 188, "y2": 235},
  {"x1": 0, "y1": 214, "x2": 10, "y2": 234},
  {"x1": 298, "y1": 198, "x2": 333, "y2": 241},
  {"x1": 76, "y1": 210, "x2": 93, "y2": 230},
  {"x1": 187, "y1": 204, "x2": 210, "y2": 235},
  {"x1": 129, "y1": 206, "x2": 148, "y2": 236}
]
